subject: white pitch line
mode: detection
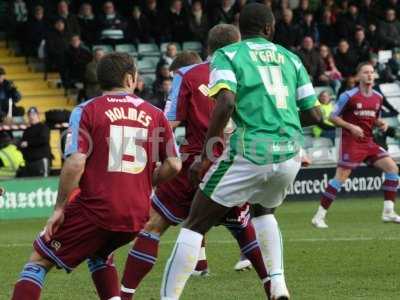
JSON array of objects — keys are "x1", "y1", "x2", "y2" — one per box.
[{"x1": 1, "y1": 236, "x2": 400, "y2": 248}]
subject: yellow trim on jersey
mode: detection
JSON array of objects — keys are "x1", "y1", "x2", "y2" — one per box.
[{"x1": 208, "y1": 83, "x2": 233, "y2": 98}]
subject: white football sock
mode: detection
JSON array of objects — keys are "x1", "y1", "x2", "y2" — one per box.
[
  {"x1": 252, "y1": 214, "x2": 284, "y2": 277},
  {"x1": 161, "y1": 228, "x2": 203, "y2": 300},
  {"x1": 316, "y1": 205, "x2": 327, "y2": 218},
  {"x1": 198, "y1": 246, "x2": 206, "y2": 261},
  {"x1": 108, "y1": 297, "x2": 121, "y2": 300},
  {"x1": 383, "y1": 200, "x2": 395, "y2": 214}
]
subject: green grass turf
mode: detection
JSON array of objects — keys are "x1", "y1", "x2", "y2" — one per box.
[{"x1": 1, "y1": 197, "x2": 399, "y2": 300}]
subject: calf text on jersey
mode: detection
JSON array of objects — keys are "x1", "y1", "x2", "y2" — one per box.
[{"x1": 105, "y1": 107, "x2": 152, "y2": 127}]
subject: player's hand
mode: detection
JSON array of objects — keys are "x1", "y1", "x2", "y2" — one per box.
[
  {"x1": 189, "y1": 158, "x2": 212, "y2": 186},
  {"x1": 377, "y1": 120, "x2": 389, "y2": 132},
  {"x1": 43, "y1": 208, "x2": 65, "y2": 242},
  {"x1": 349, "y1": 125, "x2": 364, "y2": 139}
]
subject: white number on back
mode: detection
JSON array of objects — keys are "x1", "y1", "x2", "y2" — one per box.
[
  {"x1": 258, "y1": 66, "x2": 289, "y2": 109},
  {"x1": 108, "y1": 125, "x2": 148, "y2": 174}
]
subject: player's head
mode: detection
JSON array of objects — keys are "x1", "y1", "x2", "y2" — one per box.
[
  {"x1": 97, "y1": 53, "x2": 137, "y2": 92},
  {"x1": 356, "y1": 62, "x2": 375, "y2": 87},
  {"x1": 239, "y1": 3, "x2": 275, "y2": 40},
  {"x1": 207, "y1": 24, "x2": 241, "y2": 55},
  {"x1": 170, "y1": 51, "x2": 202, "y2": 73}
]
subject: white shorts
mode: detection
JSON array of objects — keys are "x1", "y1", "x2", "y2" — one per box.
[{"x1": 200, "y1": 154, "x2": 301, "y2": 209}]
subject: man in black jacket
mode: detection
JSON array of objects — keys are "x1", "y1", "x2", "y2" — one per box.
[
  {"x1": 19, "y1": 107, "x2": 52, "y2": 177},
  {"x1": 0, "y1": 67, "x2": 22, "y2": 116}
]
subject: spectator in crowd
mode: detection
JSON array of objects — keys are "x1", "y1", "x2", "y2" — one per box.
[
  {"x1": 46, "y1": 18, "x2": 69, "y2": 87},
  {"x1": 338, "y1": 75, "x2": 357, "y2": 95},
  {"x1": 77, "y1": 2, "x2": 98, "y2": 46},
  {"x1": 274, "y1": 8, "x2": 301, "y2": 50},
  {"x1": 299, "y1": 10, "x2": 319, "y2": 44},
  {"x1": 27, "y1": 5, "x2": 48, "y2": 58},
  {"x1": 318, "y1": 8, "x2": 337, "y2": 47},
  {"x1": 272, "y1": 0, "x2": 290, "y2": 21},
  {"x1": 9, "y1": 0, "x2": 28, "y2": 55},
  {"x1": 135, "y1": 76, "x2": 153, "y2": 100},
  {"x1": 312, "y1": 90, "x2": 336, "y2": 143},
  {"x1": 212, "y1": 0, "x2": 236, "y2": 25},
  {"x1": 19, "y1": 107, "x2": 52, "y2": 177},
  {"x1": 316, "y1": 0, "x2": 336, "y2": 22},
  {"x1": 319, "y1": 44, "x2": 342, "y2": 93},
  {"x1": 65, "y1": 35, "x2": 92, "y2": 88},
  {"x1": 294, "y1": 0, "x2": 311, "y2": 22},
  {"x1": 188, "y1": 0, "x2": 209, "y2": 42},
  {"x1": 334, "y1": 39, "x2": 358, "y2": 78},
  {"x1": 360, "y1": 0, "x2": 376, "y2": 24},
  {"x1": 158, "y1": 43, "x2": 178, "y2": 68},
  {"x1": 126, "y1": 6, "x2": 151, "y2": 44},
  {"x1": 297, "y1": 36, "x2": 328, "y2": 86},
  {"x1": 149, "y1": 77, "x2": 172, "y2": 110},
  {"x1": 388, "y1": 50, "x2": 400, "y2": 80},
  {"x1": 84, "y1": 48, "x2": 104, "y2": 99},
  {"x1": 153, "y1": 63, "x2": 172, "y2": 93},
  {"x1": 0, "y1": 67, "x2": 22, "y2": 117},
  {"x1": 143, "y1": 0, "x2": 169, "y2": 43},
  {"x1": 378, "y1": 8, "x2": 400, "y2": 49},
  {"x1": 98, "y1": 1, "x2": 127, "y2": 44},
  {"x1": 336, "y1": 3, "x2": 366, "y2": 41},
  {"x1": 167, "y1": 0, "x2": 188, "y2": 43},
  {"x1": 55, "y1": 0, "x2": 80, "y2": 37},
  {"x1": 0, "y1": 132, "x2": 25, "y2": 179},
  {"x1": 352, "y1": 27, "x2": 371, "y2": 64}
]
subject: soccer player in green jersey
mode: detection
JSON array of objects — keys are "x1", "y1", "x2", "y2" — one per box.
[{"x1": 160, "y1": 3, "x2": 322, "y2": 300}]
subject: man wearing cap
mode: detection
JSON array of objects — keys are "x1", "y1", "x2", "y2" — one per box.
[{"x1": 19, "y1": 107, "x2": 52, "y2": 177}]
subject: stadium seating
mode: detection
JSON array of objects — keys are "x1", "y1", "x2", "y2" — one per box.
[
  {"x1": 380, "y1": 83, "x2": 400, "y2": 112},
  {"x1": 137, "y1": 58, "x2": 157, "y2": 74},
  {"x1": 137, "y1": 43, "x2": 160, "y2": 58},
  {"x1": 93, "y1": 44, "x2": 114, "y2": 53},
  {"x1": 141, "y1": 73, "x2": 156, "y2": 87},
  {"x1": 115, "y1": 44, "x2": 137, "y2": 56},
  {"x1": 182, "y1": 41, "x2": 202, "y2": 53},
  {"x1": 378, "y1": 50, "x2": 393, "y2": 64}
]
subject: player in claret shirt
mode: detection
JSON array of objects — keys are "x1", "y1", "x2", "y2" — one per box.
[
  {"x1": 312, "y1": 62, "x2": 400, "y2": 228},
  {"x1": 11, "y1": 53, "x2": 181, "y2": 300}
]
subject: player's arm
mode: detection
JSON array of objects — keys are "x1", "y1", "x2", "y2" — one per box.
[
  {"x1": 294, "y1": 60, "x2": 323, "y2": 126},
  {"x1": 44, "y1": 107, "x2": 91, "y2": 241},
  {"x1": 152, "y1": 113, "x2": 182, "y2": 186},
  {"x1": 165, "y1": 70, "x2": 190, "y2": 130},
  {"x1": 329, "y1": 93, "x2": 364, "y2": 138}
]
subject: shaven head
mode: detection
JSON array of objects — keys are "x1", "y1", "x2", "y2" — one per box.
[
  {"x1": 170, "y1": 51, "x2": 202, "y2": 72},
  {"x1": 207, "y1": 24, "x2": 241, "y2": 55},
  {"x1": 239, "y1": 3, "x2": 275, "y2": 40}
]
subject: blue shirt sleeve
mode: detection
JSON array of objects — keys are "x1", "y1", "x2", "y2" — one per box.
[
  {"x1": 166, "y1": 72, "x2": 183, "y2": 121},
  {"x1": 331, "y1": 92, "x2": 351, "y2": 117},
  {"x1": 64, "y1": 106, "x2": 83, "y2": 156}
]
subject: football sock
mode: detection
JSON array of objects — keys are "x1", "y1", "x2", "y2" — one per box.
[
  {"x1": 383, "y1": 173, "x2": 398, "y2": 209},
  {"x1": 194, "y1": 237, "x2": 208, "y2": 272},
  {"x1": 320, "y1": 178, "x2": 343, "y2": 209},
  {"x1": 230, "y1": 223, "x2": 270, "y2": 296},
  {"x1": 88, "y1": 257, "x2": 120, "y2": 300},
  {"x1": 252, "y1": 215, "x2": 284, "y2": 278},
  {"x1": 11, "y1": 262, "x2": 47, "y2": 300},
  {"x1": 121, "y1": 231, "x2": 160, "y2": 300},
  {"x1": 160, "y1": 228, "x2": 203, "y2": 300}
]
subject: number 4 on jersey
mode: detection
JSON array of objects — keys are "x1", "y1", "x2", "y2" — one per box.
[{"x1": 258, "y1": 66, "x2": 289, "y2": 109}]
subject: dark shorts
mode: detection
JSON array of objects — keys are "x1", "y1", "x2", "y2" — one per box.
[
  {"x1": 152, "y1": 158, "x2": 251, "y2": 229},
  {"x1": 33, "y1": 202, "x2": 137, "y2": 272},
  {"x1": 339, "y1": 140, "x2": 389, "y2": 170}
]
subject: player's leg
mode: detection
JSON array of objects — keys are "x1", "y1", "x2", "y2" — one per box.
[
  {"x1": 373, "y1": 156, "x2": 400, "y2": 223},
  {"x1": 11, "y1": 251, "x2": 54, "y2": 300},
  {"x1": 121, "y1": 207, "x2": 171, "y2": 300},
  {"x1": 192, "y1": 237, "x2": 210, "y2": 276},
  {"x1": 160, "y1": 190, "x2": 231, "y2": 300},
  {"x1": 225, "y1": 206, "x2": 271, "y2": 297},
  {"x1": 312, "y1": 167, "x2": 352, "y2": 228},
  {"x1": 88, "y1": 254, "x2": 121, "y2": 300}
]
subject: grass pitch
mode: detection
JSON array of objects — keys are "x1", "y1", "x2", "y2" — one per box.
[{"x1": 0, "y1": 197, "x2": 399, "y2": 300}]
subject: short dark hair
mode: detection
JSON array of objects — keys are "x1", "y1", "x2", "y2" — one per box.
[
  {"x1": 356, "y1": 61, "x2": 374, "y2": 73},
  {"x1": 97, "y1": 53, "x2": 136, "y2": 91},
  {"x1": 208, "y1": 24, "x2": 240, "y2": 54},
  {"x1": 239, "y1": 3, "x2": 274, "y2": 36},
  {"x1": 170, "y1": 51, "x2": 202, "y2": 72}
]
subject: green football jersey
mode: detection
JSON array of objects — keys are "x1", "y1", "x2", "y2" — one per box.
[{"x1": 209, "y1": 37, "x2": 317, "y2": 165}]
